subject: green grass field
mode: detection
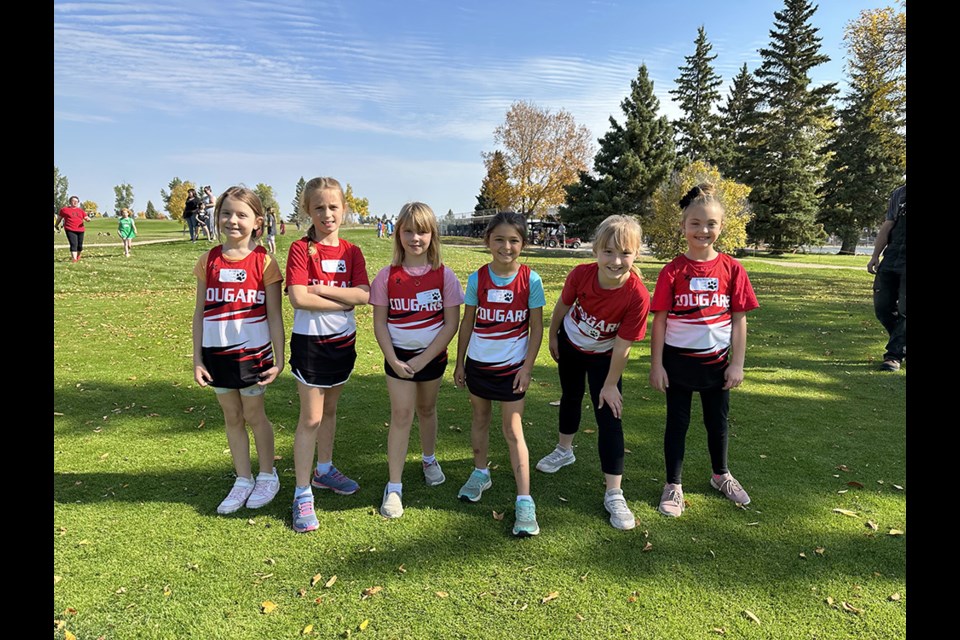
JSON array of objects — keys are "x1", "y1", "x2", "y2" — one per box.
[{"x1": 54, "y1": 229, "x2": 905, "y2": 639}]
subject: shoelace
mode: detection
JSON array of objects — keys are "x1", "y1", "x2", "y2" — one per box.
[
  {"x1": 226, "y1": 485, "x2": 251, "y2": 503},
  {"x1": 607, "y1": 496, "x2": 630, "y2": 515},
  {"x1": 665, "y1": 489, "x2": 683, "y2": 506},
  {"x1": 295, "y1": 498, "x2": 315, "y2": 517},
  {"x1": 516, "y1": 502, "x2": 536, "y2": 520},
  {"x1": 718, "y1": 477, "x2": 742, "y2": 495}
]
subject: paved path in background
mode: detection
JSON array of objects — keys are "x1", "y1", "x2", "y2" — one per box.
[{"x1": 54, "y1": 237, "x2": 199, "y2": 249}]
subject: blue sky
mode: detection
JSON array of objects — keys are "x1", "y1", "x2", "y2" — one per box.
[{"x1": 54, "y1": 0, "x2": 885, "y2": 219}]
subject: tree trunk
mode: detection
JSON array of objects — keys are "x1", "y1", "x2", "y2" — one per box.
[{"x1": 837, "y1": 228, "x2": 859, "y2": 255}]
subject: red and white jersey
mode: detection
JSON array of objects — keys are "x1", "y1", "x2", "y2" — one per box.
[
  {"x1": 197, "y1": 245, "x2": 282, "y2": 388},
  {"x1": 285, "y1": 237, "x2": 369, "y2": 353},
  {"x1": 651, "y1": 253, "x2": 758, "y2": 361},
  {"x1": 561, "y1": 263, "x2": 650, "y2": 354},
  {"x1": 384, "y1": 265, "x2": 445, "y2": 351},
  {"x1": 467, "y1": 264, "x2": 531, "y2": 370}
]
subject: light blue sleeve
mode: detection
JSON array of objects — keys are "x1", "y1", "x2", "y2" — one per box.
[
  {"x1": 528, "y1": 271, "x2": 546, "y2": 308},
  {"x1": 465, "y1": 271, "x2": 479, "y2": 306}
]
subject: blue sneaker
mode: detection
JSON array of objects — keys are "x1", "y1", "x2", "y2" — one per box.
[
  {"x1": 292, "y1": 494, "x2": 319, "y2": 533},
  {"x1": 512, "y1": 498, "x2": 540, "y2": 537},
  {"x1": 311, "y1": 466, "x2": 359, "y2": 495},
  {"x1": 458, "y1": 470, "x2": 492, "y2": 502}
]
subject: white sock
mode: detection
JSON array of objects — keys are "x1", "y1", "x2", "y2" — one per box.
[
  {"x1": 516, "y1": 495, "x2": 532, "y2": 503},
  {"x1": 316, "y1": 461, "x2": 333, "y2": 476},
  {"x1": 235, "y1": 475, "x2": 255, "y2": 487},
  {"x1": 423, "y1": 454, "x2": 437, "y2": 465},
  {"x1": 387, "y1": 482, "x2": 403, "y2": 495},
  {"x1": 256, "y1": 468, "x2": 277, "y2": 481},
  {"x1": 294, "y1": 485, "x2": 312, "y2": 499},
  {"x1": 475, "y1": 467, "x2": 490, "y2": 476}
]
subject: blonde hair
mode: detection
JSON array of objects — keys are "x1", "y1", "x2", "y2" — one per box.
[
  {"x1": 121, "y1": 208, "x2": 132, "y2": 217},
  {"x1": 300, "y1": 176, "x2": 347, "y2": 241},
  {"x1": 679, "y1": 182, "x2": 724, "y2": 223},
  {"x1": 392, "y1": 202, "x2": 442, "y2": 269},
  {"x1": 214, "y1": 186, "x2": 265, "y2": 242},
  {"x1": 593, "y1": 214, "x2": 643, "y2": 279}
]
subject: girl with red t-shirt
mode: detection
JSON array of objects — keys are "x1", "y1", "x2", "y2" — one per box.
[{"x1": 56, "y1": 196, "x2": 92, "y2": 262}]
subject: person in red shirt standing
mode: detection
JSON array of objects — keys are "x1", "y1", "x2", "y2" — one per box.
[{"x1": 56, "y1": 195, "x2": 92, "y2": 262}]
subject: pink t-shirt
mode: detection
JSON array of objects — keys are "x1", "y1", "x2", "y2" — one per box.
[{"x1": 369, "y1": 264, "x2": 465, "y2": 307}]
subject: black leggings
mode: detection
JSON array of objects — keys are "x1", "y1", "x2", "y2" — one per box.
[
  {"x1": 557, "y1": 330, "x2": 624, "y2": 475},
  {"x1": 66, "y1": 230, "x2": 84, "y2": 253},
  {"x1": 664, "y1": 385, "x2": 729, "y2": 484}
]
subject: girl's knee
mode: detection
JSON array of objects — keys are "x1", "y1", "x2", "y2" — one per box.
[
  {"x1": 390, "y1": 406, "x2": 415, "y2": 429},
  {"x1": 415, "y1": 402, "x2": 436, "y2": 420}
]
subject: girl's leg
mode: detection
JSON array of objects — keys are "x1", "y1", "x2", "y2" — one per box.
[
  {"x1": 314, "y1": 384, "x2": 345, "y2": 466},
  {"x1": 294, "y1": 383, "x2": 325, "y2": 487},
  {"x1": 557, "y1": 337, "x2": 587, "y2": 446},
  {"x1": 664, "y1": 385, "x2": 694, "y2": 484},
  {"x1": 386, "y1": 376, "x2": 417, "y2": 484},
  {"x1": 415, "y1": 377, "x2": 443, "y2": 459},
  {"x1": 501, "y1": 398, "x2": 530, "y2": 495},
  {"x1": 217, "y1": 390, "x2": 252, "y2": 478},
  {"x1": 241, "y1": 393, "x2": 276, "y2": 475},
  {"x1": 584, "y1": 358, "x2": 624, "y2": 491},
  {"x1": 468, "y1": 394, "x2": 492, "y2": 468},
  {"x1": 700, "y1": 388, "x2": 731, "y2": 476}
]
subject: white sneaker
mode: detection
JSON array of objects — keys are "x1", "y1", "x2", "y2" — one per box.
[
  {"x1": 380, "y1": 486, "x2": 404, "y2": 518},
  {"x1": 247, "y1": 469, "x2": 280, "y2": 509},
  {"x1": 536, "y1": 445, "x2": 575, "y2": 473},
  {"x1": 603, "y1": 489, "x2": 636, "y2": 530},
  {"x1": 217, "y1": 477, "x2": 255, "y2": 514}
]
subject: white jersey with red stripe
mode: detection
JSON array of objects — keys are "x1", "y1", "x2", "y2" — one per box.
[
  {"x1": 386, "y1": 264, "x2": 445, "y2": 351},
  {"x1": 467, "y1": 264, "x2": 531, "y2": 371},
  {"x1": 201, "y1": 245, "x2": 274, "y2": 388}
]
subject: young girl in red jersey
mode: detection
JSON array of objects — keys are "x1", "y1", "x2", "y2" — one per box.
[
  {"x1": 371, "y1": 202, "x2": 464, "y2": 518},
  {"x1": 192, "y1": 187, "x2": 285, "y2": 515},
  {"x1": 535, "y1": 215, "x2": 650, "y2": 531},
  {"x1": 286, "y1": 177, "x2": 371, "y2": 533},
  {"x1": 649, "y1": 183, "x2": 759, "y2": 517},
  {"x1": 454, "y1": 212, "x2": 545, "y2": 537}
]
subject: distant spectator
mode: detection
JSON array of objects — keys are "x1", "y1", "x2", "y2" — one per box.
[
  {"x1": 184, "y1": 188, "x2": 203, "y2": 242},
  {"x1": 56, "y1": 195, "x2": 92, "y2": 262},
  {"x1": 264, "y1": 206, "x2": 278, "y2": 254},
  {"x1": 867, "y1": 184, "x2": 906, "y2": 371},
  {"x1": 202, "y1": 186, "x2": 217, "y2": 240}
]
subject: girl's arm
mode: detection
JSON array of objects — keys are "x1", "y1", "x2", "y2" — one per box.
[
  {"x1": 192, "y1": 279, "x2": 212, "y2": 386},
  {"x1": 258, "y1": 281, "x2": 285, "y2": 385},
  {"x1": 598, "y1": 336, "x2": 633, "y2": 419},
  {"x1": 373, "y1": 304, "x2": 415, "y2": 378},
  {"x1": 648, "y1": 311, "x2": 669, "y2": 392},
  {"x1": 307, "y1": 283, "x2": 371, "y2": 307},
  {"x1": 548, "y1": 299, "x2": 572, "y2": 362},
  {"x1": 407, "y1": 305, "x2": 461, "y2": 374},
  {"x1": 723, "y1": 311, "x2": 747, "y2": 390},
  {"x1": 513, "y1": 307, "x2": 544, "y2": 393},
  {"x1": 287, "y1": 284, "x2": 364, "y2": 311},
  {"x1": 453, "y1": 305, "x2": 476, "y2": 389}
]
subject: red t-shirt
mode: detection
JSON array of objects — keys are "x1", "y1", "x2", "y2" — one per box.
[
  {"x1": 560, "y1": 263, "x2": 650, "y2": 354},
  {"x1": 58, "y1": 207, "x2": 87, "y2": 232}
]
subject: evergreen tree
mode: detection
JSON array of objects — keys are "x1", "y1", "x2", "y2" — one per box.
[
  {"x1": 114, "y1": 182, "x2": 134, "y2": 214},
  {"x1": 745, "y1": 0, "x2": 837, "y2": 252},
  {"x1": 475, "y1": 150, "x2": 512, "y2": 214},
  {"x1": 145, "y1": 200, "x2": 161, "y2": 219},
  {"x1": 160, "y1": 177, "x2": 184, "y2": 217},
  {"x1": 291, "y1": 176, "x2": 306, "y2": 223},
  {"x1": 560, "y1": 64, "x2": 676, "y2": 237},
  {"x1": 54, "y1": 166, "x2": 69, "y2": 214},
  {"x1": 715, "y1": 64, "x2": 762, "y2": 182},
  {"x1": 819, "y1": 6, "x2": 905, "y2": 254},
  {"x1": 670, "y1": 26, "x2": 723, "y2": 164}
]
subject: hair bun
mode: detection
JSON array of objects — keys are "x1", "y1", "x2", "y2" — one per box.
[{"x1": 679, "y1": 182, "x2": 716, "y2": 210}]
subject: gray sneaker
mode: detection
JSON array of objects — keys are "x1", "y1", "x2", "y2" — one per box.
[
  {"x1": 535, "y1": 445, "x2": 575, "y2": 473},
  {"x1": 422, "y1": 460, "x2": 446, "y2": 486},
  {"x1": 458, "y1": 470, "x2": 492, "y2": 502},
  {"x1": 603, "y1": 489, "x2": 636, "y2": 530},
  {"x1": 710, "y1": 473, "x2": 751, "y2": 506},
  {"x1": 658, "y1": 483, "x2": 684, "y2": 517},
  {"x1": 380, "y1": 486, "x2": 404, "y2": 518}
]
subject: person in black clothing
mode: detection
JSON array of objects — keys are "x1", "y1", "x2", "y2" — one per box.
[
  {"x1": 867, "y1": 184, "x2": 906, "y2": 371},
  {"x1": 184, "y1": 188, "x2": 203, "y2": 242}
]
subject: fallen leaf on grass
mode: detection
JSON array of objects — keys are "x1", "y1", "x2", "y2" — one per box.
[
  {"x1": 64, "y1": 607, "x2": 78, "y2": 616},
  {"x1": 99, "y1": 453, "x2": 109, "y2": 460},
  {"x1": 743, "y1": 610, "x2": 761, "y2": 625},
  {"x1": 583, "y1": 429, "x2": 595, "y2": 434},
  {"x1": 826, "y1": 596, "x2": 835, "y2": 608},
  {"x1": 893, "y1": 484, "x2": 903, "y2": 491},
  {"x1": 264, "y1": 558, "x2": 276, "y2": 566},
  {"x1": 358, "y1": 619, "x2": 370, "y2": 631},
  {"x1": 888, "y1": 529, "x2": 904, "y2": 536},
  {"x1": 247, "y1": 519, "x2": 256, "y2": 526},
  {"x1": 548, "y1": 400, "x2": 561, "y2": 406},
  {"x1": 260, "y1": 601, "x2": 277, "y2": 614},
  {"x1": 841, "y1": 601, "x2": 862, "y2": 615},
  {"x1": 163, "y1": 585, "x2": 171, "y2": 597},
  {"x1": 76, "y1": 539, "x2": 91, "y2": 546},
  {"x1": 576, "y1": 614, "x2": 585, "y2": 621},
  {"x1": 711, "y1": 629, "x2": 726, "y2": 636},
  {"x1": 540, "y1": 591, "x2": 559, "y2": 604},
  {"x1": 799, "y1": 552, "x2": 807, "y2": 560},
  {"x1": 302, "y1": 624, "x2": 314, "y2": 635},
  {"x1": 325, "y1": 575, "x2": 338, "y2": 588},
  {"x1": 522, "y1": 566, "x2": 535, "y2": 572},
  {"x1": 627, "y1": 595, "x2": 637, "y2": 603},
  {"x1": 579, "y1": 572, "x2": 588, "y2": 582},
  {"x1": 435, "y1": 591, "x2": 448, "y2": 598},
  {"x1": 65, "y1": 632, "x2": 76, "y2": 640},
  {"x1": 832, "y1": 508, "x2": 858, "y2": 517},
  {"x1": 837, "y1": 489, "x2": 848, "y2": 494},
  {"x1": 746, "y1": 522, "x2": 759, "y2": 526},
  {"x1": 814, "y1": 547, "x2": 825, "y2": 556},
  {"x1": 54, "y1": 620, "x2": 65, "y2": 631},
  {"x1": 492, "y1": 511, "x2": 504, "y2": 521},
  {"x1": 558, "y1": 496, "x2": 568, "y2": 502},
  {"x1": 642, "y1": 542, "x2": 653, "y2": 552},
  {"x1": 54, "y1": 412, "x2": 64, "y2": 416},
  {"x1": 298, "y1": 588, "x2": 307, "y2": 597},
  {"x1": 311, "y1": 573, "x2": 323, "y2": 587},
  {"x1": 54, "y1": 575, "x2": 62, "y2": 585},
  {"x1": 846, "y1": 481, "x2": 864, "y2": 488},
  {"x1": 397, "y1": 564, "x2": 406, "y2": 574},
  {"x1": 889, "y1": 593, "x2": 901, "y2": 601},
  {"x1": 314, "y1": 597, "x2": 323, "y2": 604},
  {"x1": 866, "y1": 520, "x2": 879, "y2": 531},
  {"x1": 115, "y1": 587, "x2": 126, "y2": 594},
  {"x1": 361, "y1": 586, "x2": 383, "y2": 599},
  {"x1": 624, "y1": 448, "x2": 632, "y2": 454},
  {"x1": 836, "y1": 465, "x2": 850, "y2": 472}
]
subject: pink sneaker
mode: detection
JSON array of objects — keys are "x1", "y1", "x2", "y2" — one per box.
[{"x1": 710, "y1": 473, "x2": 751, "y2": 505}]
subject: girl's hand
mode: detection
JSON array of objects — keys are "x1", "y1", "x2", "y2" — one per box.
[
  {"x1": 597, "y1": 383, "x2": 623, "y2": 419},
  {"x1": 406, "y1": 354, "x2": 426, "y2": 374},
  {"x1": 723, "y1": 365, "x2": 744, "y2": 390},
  {"x1": 389, "y1": 359, "x2": 415, "y2": 379},
  {"x1": 548, "y1": 334, "x2": 560, "y2": 362},
  {"x1": 513, "y1": 368, "x2": 532, "y2": 394},
  {"x1": 454, "y1": 363, "x2": 466, "y2": 389},
  {"x1": 258, "y1": 365, "x2": 281, "y2": 386},
  {"x1": 649, "y1": 364, "x2": 669, "y2": 393},
  {"x1": 194, "y1": 364, "x2": 213, "y2": 387}
]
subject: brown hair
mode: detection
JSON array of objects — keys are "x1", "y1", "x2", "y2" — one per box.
[
  {"x1": 679, "y1": 182, "x2": 724, "y2": 223},
  {"x1": 482, "y1": 211, "x2": 528, "y2": 246},
  {"x1": 300, "y1": 177, "x2": 347, "y2": 241},
  {"x1": 393, "y1": 202, "x2": 442, "y2": 269},
  {"x1": 213, "y1": 186, "x2": 265, "y2": 242}
]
